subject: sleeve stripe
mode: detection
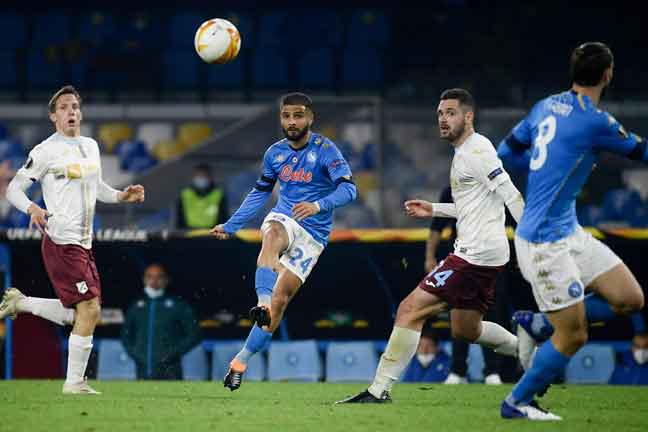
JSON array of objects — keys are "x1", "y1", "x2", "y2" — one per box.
[
  {"x1": 627, "y1": 139, "x2": 647, "y2": 161},
  {"x1": 260, "y1": 175, "x2": 276, "y2": 185},
  {"x1": 334, "y1": 176, "x2": 355, "y2": 186},
  {"x1": 254, "y1": 182, "x2": 274, "y2": 192}
]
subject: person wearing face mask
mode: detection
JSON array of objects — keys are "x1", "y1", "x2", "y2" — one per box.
[
  {"x1": 176, "y1": 163, "x2": 227, "y2": 229},
  {"x1": 402, "y1": 322, "x2": 450, "y2": 383},
  {"x1": 610, "y1": 330, "x2": 648, "y2": 385},
  {"x1": 120, "y1": 263, "x2": 202, "y2": 380}
]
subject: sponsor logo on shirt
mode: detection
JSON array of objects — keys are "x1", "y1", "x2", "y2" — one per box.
[
  {"x1": 279, "y1": 165, "x2": 313, "y2": 183},
  {"x1": 487, "y1": 167, "x2": 503, "y2": 181}
]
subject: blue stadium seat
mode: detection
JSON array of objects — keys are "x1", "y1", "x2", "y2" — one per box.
[
  {"x1": 119, "y1": 14, "x2": 163, "y2": 52},
  {"x1": 136, "y1": 209, "x2": 171, "y2": 230},
  {"x1": 162, "y1": 49, "x2": 200, "y2": 90},
  {"x1": 97, "y1": 339, "x2": 136, "y2": 380},
  {"x1": 0, "y1": 13, "x2": 27, "y2": 49},
  {"x1": 297, "y1": 48, "x2": 334, "y2": 89},
  {"x1": 115, "y1": 139, "x2": 156, "y2": 172},
  {"x1": 169, "y1": 12, "x2": 204, "y2": 49},
  {"x1": 182, "y1": 344, "x2": 208, "y2": 381},
  {"x1": 256, "y1": 12, "x2": 288, "y2": 47},
  {"x1": 211, "y1": 341, "x2": 266, "y2": 382},
  {"x1": 27, "y1": 51, "x2": 64, "y2": 89},
  {"x1": 348, "y1": 10, "x2": 390, "y2": 48},
  {"x1": 325, "y1": 342, "x2": 377, "y2": 382},
  {"x1": 32, "y1": 13, "x2": 70, "y2": 47},
  {"x1": 207, "y1": 57, "x2": 244, "y2": 88},
  {"x1": 268, "y1": 340, "x2": 321, "y2": 382},
  {"x1": 79, "y1": 12, "x2": 116, "y2": 47},
  {"x1": 252, "y1": 48, "x2": 290, "y2": 88},
  {"x1": 577, "y1": 205, "x2": 604, "y2": 227},
  {"x1": 342, "y1": 48, "x2": 384, "y2": 88},
  {"x1": 565, "y1": 344, "x2": 615, "y2": 384},
  {"x1": 0, "y1": 138, "x2": 25, "y2": 160},
  {"x1": 601, "y1": 188, "x2": 642, "y2": 222}
]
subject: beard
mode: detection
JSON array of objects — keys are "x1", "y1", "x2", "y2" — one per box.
[
  {"x1": 440, "y1": 121, "x2": 465, "y2": 142},
  {"x1": 283, "y1": 125, "x2": 309, "y2": 142}
]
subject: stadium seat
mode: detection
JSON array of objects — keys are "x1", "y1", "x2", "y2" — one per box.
[
  {"x1": 211, "y1": 341, "x2": 266, "y2": 382},
  {"x1": 97, "y1": 339, "x2": 136, "y2": 380},
  {"x1": 115, "y1": 139, "x2": 157, "y2": 172},
  {"x1": 601, "y1": 188, "x2": 642, "y2": 222},
  {"x1": 0, "y1": 138, "x2": 26, "y2": 160},
  {"x1": 577, "y1": 205, "x2": 603, "y2": 227},
  {"x1": 98, "y1": 122, "x2": 133, "y2": 154},
  {"x1": 162, "y1": 49, "x2": 200, "y2": 90},
  {"x1": 26, "y1": 50, "x2": 64, "y2": 89},
  {"x1": 348, "y1": 10, "x2": 390, "y2": 48},
  {"x1": 32, "y1": 13, "x2": 70, "y2": 47},
  {"x1": 169, "y1": 12, "x2": 205, "y2": 49},
  {"x1": 252, "y1": 48, "x2": 290, "y2": 88},
  {"x1": 297, "y1": 48, "x2": 334, "y2": 89},
  {"x1": 151, "y1": 139, "x2": 183, "y2": 161},
  {"x1": 565, "y1": 344, "x2": 615, "y2": 384},
  {"x1": 206, "y1": 57, "x2": 244, "y2": 88},
  {"x1": 342, "y1": 48, "x2": 384, "y2": 88},
  {"x1": 0, "y1": 13, "x2": 27, "y2": 49},
  {"x1": 182, "y1": 344, "x2": 208, "y2": 381},
  {"x1": 325, "y1": 342, "x2": 377, "y2": 382},
  {"x1": 177, "y1": 122, "x2": 213, "y2": 151},
  {"x1": 135, "y1": 208, "x2": 171, "y2": 230},
  {"x1": 79, "y1": 12, "x2": 116, "y2": 47},
  {"x1": 256, "y1": 12, "x2": 288, "y2": 47},
  {"x1": 268, "y1": 340, "x2": 321, "y2": 382},
  {"x1": 137, "y1": 123, "x2": 174, "y2": 152}
]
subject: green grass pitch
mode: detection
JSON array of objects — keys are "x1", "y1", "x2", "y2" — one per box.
[{"x1": 2, "y1": 381, "x2": 647, "y2": 431}]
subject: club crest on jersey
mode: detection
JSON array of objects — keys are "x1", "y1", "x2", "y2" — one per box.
[
  {"x1": 314, "y1": 137, "x2": 322, "y2": 145},
  {"x1": 76, "y1": 281, "x2": 89, "y2": 294},
  {"x1": 279, "y1": 165, "x2": 313, "y2": 183}
]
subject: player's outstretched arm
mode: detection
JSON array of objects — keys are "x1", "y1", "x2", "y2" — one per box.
[
  {"x1": 595, "y1": 113, "x2": 648, "y2": 163},
  {"x1": 213, "y1": 187, "x2": 272, "y2": 239},
  {"x1": 498, "y1": 118, "x2": 533, "y2": 172},
  {"x1": 404, "y1": 200, "x2": 456, "y2": 219},
  {"x1": 209, "y1": 224, "x2": 230, "y2": 239}
]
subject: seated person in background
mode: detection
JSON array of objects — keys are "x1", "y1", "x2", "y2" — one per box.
[
  {"x1": 176, "y1": 163, "x2": 227, "y2": 229},
  {"x1": 121, "y1": 263, "x2": 202, "y2": 380},
  {"x1": 610, "y1": 333, "x2": 648, "y2": 385},
  {"x1": 402, "y1": 322, "x2": 450, "y2": 383}
]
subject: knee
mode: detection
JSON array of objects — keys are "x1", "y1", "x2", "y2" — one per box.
[
  {"x1": 451, "y1": 325, "x2": 480, "y2": 343},
  {"x1": 562, "y1": 327, "x2": 588, "y2": 353},
  {"x1": 613, "y1": 290, "x2": 645, "y2": 316},
  {"x1": 395, "y1": 299, "x2": 415, "y2": 324},
  {"x1": 77, "y1": 300, "x2": 101, "y2": 325}
]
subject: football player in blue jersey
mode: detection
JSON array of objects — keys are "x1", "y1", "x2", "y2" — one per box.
[
  {"x1": 498, "y1": 42, "x2": 646, "y2": 420},
  {"x1": 210, "y1": 93, "x2": 357, "y2": 391}
]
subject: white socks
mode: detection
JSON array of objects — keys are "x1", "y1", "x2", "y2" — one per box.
[
  {"x1": 476, "y1": 321, "x2": 518, "y2": 357},
  {"x1": 66, "y1": 334, "x2": 93, "y2": 385},
  {"x1": 18, "y1": 297, "x2": 75, "y2": 326},
  {"x1": 368, "y1": 327, "x2": 421, "y2": 398}
]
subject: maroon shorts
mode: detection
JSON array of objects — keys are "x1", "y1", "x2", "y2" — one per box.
[
  {"x1": 41, "y1": 235, "x2": 101, "y2": 308},
  {"x1": 418, "y1": 254, "x2": 503, "y2": 314}
]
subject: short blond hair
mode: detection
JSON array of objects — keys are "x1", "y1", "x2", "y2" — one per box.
[{"x1": 48, "y1": 85, "x2": 82, "y2": 113}]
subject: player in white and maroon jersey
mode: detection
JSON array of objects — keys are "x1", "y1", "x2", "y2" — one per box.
[
  {"x1": 338, "y1": 88, "x2": 525, "y2": 404},
  {"x1": 0, "y1": 85, "x2": 144, "y2": 394}
]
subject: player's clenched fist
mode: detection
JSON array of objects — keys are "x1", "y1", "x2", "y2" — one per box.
[
  {"x1": 292, "y1": 202, "x2": 320, "y2": 221},
  {"x1": 404, "y1": 199, "x2": 434, "y2": 218},
  {"x1": 118, "y1": 184, "x2": 145, "y2": 203},
  {"x1": 210, "y1": 224, "x2": 231, "y2": 240}
]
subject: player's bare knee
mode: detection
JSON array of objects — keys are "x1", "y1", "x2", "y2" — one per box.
[
  {"x1": 77, "y1": 299, "x2": 101, "y2": 325},
  {"x1": 451, "y1": 325, "x2": 479, "y2": 343},
  {"x1": 568, "y1": 327, "x2": 588, "y2": 350}
]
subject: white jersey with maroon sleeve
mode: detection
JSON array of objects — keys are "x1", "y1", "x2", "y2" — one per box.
[
  {"x1": 450, "y1": 132, "x2": 511, "y2": 267},
  {"x1": 17, "y1": 132, "x2": 119, "y2": 249}
]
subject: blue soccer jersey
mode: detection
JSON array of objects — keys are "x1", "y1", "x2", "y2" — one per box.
[
  {"x1": 498, "y1": 90, "x2": 648, "y2": 243},
  {"x1": 223, "y1": 132, "x2": 356, "y2": 246}
]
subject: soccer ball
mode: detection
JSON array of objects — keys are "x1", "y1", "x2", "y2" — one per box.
[{"x1": 194, "y1": 18, "x2": 241, "y2": 64}]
